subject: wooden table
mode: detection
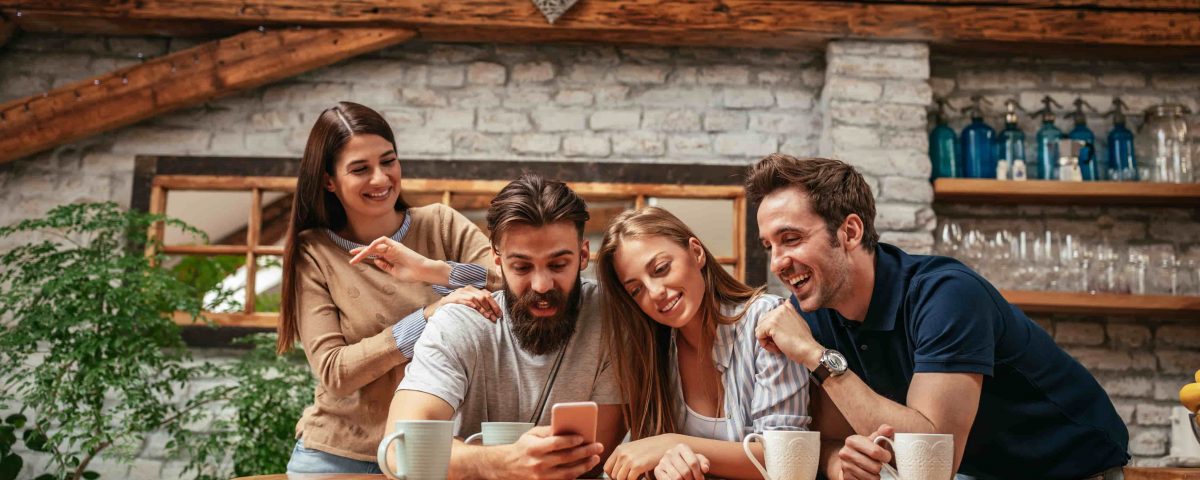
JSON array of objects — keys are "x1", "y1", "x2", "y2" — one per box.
[{"x1": 236, "y1": 467, "x2": 1200, "y2": 479}]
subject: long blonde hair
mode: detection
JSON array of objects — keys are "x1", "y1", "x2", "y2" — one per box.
[{"x1": 596, "y1": 206, "x2": 764, "y2": 439}]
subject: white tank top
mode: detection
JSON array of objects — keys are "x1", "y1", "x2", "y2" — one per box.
[
  {"x1": 673, "y1": 339, "x2": 736, "y2": 441},
  {"x1": 680, "y1": 401, "x2": 736, "y2": 441}
]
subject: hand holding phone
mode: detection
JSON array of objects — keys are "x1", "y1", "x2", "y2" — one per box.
[{"x1": 550, "y1": 401, "x2": 598, "y2": 444}]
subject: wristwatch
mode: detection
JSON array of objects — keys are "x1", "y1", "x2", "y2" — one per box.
[{"x1": 810, "y1": 349, "x2": 848, "y2": 385}]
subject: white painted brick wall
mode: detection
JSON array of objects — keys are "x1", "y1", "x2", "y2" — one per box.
[{"x1": 819, "y1": 40, "x2": 934, "y2": 254}]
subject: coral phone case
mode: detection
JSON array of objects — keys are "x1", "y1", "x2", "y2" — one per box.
[{"x1": 550, "y1": 401, "x2": 598, "y2": 444}]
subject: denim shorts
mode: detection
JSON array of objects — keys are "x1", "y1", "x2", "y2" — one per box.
[{"x1": 285, "y1": 438, "x2": 382, "y2": 474}]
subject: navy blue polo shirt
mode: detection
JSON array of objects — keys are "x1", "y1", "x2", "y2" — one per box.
[{"x1": 794, "y1": 243, "x2": 1128, "y2": 479}]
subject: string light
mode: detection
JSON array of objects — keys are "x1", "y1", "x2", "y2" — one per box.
[
  {"x1": 122, "y1": 76, "x2": 129, "y2": 85},
  {"x1": 93, "y1": 79, "x2": 101, "y2": 86},
  {"x1": 258, "y1": 26, "x2": 266, "y2": 33}
]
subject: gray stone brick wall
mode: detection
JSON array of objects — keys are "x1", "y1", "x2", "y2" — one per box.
[
  {"x1": 821, "y1": 41, "x2": 935, "y2": 254},
  {"x1": 932, "y1": 53, "x2": 1200, "y2": 466}
]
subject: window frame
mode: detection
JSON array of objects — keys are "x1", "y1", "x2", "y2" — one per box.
[{"x1": 132, "y1": 156, "x2": 768, "y2": 331}]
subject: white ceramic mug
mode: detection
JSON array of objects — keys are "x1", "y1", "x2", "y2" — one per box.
[
  {"x1": 463, "y1": 421, "x2": 534, "y2": 446},
  {"x1": 872, "y1": 433, "x2": 954, "y2": 480},
  {"x1": 376, "y1": 420, "x2": 454, "y2": 480},
  {"x1": 742, "y1": 430, "x2": 820, "y2": 480}
]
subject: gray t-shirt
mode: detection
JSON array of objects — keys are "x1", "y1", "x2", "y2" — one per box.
[{"x1": 398, "y1": 279, "x2": 621, "y2": 438}]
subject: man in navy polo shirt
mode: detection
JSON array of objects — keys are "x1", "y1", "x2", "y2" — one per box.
[{"x1": 747, "y1": 154, "x2": 1128, "y2": 480}]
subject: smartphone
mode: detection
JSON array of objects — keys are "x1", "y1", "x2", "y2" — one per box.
[{"x1": 550, "y1": 401, "x2": 598, "y2": 444}]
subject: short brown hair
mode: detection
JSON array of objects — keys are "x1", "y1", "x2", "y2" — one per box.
[
  {"x1": 745, "y1": 154, "x2": 879, "y2": 251},
  {"x1": 486, "y1": 173, "x2": 590, "y2": 246}
]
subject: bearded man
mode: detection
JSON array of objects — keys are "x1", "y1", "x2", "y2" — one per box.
[{"x1": 385, "y1": 173, "x2": 626, "y2": 480}]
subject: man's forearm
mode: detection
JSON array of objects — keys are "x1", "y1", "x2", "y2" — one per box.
[
  {"x1": 819, "y1": 372, "x2": 937, "y2": 436},
  {"x1": 787, "y1": 343, "x2": 935, "y2": 436},
  {"x1": 448, "y1": 440, "x2": 504, "y2": 480}
]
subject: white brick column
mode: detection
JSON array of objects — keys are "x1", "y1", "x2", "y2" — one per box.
[{"x1": 819, "y1": 41, "x2": 935, "y2": 253}]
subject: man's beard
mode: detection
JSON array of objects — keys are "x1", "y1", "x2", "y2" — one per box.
[{"x1": 504, "y1": 275, "x2": 583, "y2": 356}]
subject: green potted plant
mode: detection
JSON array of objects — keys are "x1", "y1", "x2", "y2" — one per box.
[{"x1": 0, "y1": 202, "x2": 312, "y2": 480}]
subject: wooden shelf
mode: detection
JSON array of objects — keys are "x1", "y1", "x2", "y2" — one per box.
[
  {"x1": 934, "y1": 179, "x2": 1200, "y2": 207},
  {"x1": 1002, "y1": 290, "x2": 1200, "y2": 317}
]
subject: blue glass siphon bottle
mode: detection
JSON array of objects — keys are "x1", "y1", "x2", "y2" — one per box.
[
  {"x1": 960, "y1": 96, "x2": 996, "y2": 179},
  {"x1": 929, "y1": 98, "x2": 962, "y2": 180},
  {"x1": 1105, "y1": 98, "x2": 1138, "y2": 181},
  {"x1": 1033, "y1": 96, "x2": 1064, "y2": 180},
  {"x1": 1067, "y1": 98, "x2": 1100, "y2": 181},
  {"x1": 996, "y1": 99, "x2": 1027, "y2": 181}
]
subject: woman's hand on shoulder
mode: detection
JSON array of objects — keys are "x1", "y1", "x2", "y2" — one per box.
[
  {"x1": 424, "y1": 285, "x2": 502, "y2": 321},
  {"x1": 348, "y1": 236, "x2": 439, "y2": 284}
]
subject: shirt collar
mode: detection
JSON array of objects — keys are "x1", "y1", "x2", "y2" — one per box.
[
  {"x1": 712, "y1": 302, "x2": 740, "y2": 372},
  {"x1": 851, "y1": 243, "x2": 904, "y2": 332},
  {"x1": 324, "y1": 213, "x2": 411, "y2": 252}
]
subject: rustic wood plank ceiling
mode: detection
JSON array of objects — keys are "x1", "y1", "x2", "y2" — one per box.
[{"x1": 0, "y1": 1, "x2": 1197, "y2": 50}]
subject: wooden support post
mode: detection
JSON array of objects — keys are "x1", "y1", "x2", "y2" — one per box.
[
  {"x1": 245, "y1": 188, "x2": 262, "y2": 313},
  {"x1": 733, "y1": 196, "x2": 746, "y2": 281},
  {"x1": 0, "y1": 14, "x2": 14, "y2": 49},
  {"x1": 0, "y1": 26, "x2": 414, "y2": 165},
  {"x1": 145, "y1": 185, "x2": 167, "y2": 264}
]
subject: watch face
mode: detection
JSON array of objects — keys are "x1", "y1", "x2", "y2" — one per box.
[{"x1": 824, "y1": 350, "x2": 848, "y2": 374}]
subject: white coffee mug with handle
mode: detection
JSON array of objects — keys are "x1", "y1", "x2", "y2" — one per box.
[
  {"x1": 872, "y1": 433, "x2": 954, "y2": 480},
  {"x1": 376, "y1": 420, "x2": 455, "y2": 480},
  {"x1": 463, "y1": 421, "x2": 534, "y2": 446},
  {"x1": 742, "y1": 430, "x2": 820, "y2": 480}
]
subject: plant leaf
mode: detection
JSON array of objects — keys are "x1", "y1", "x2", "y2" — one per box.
[
  {"x1": 1, "y1": 416, "x2": 24, "y2": 429},
  {"x1": 0, "y1": 452, "x2": 23, "y2": 480}
]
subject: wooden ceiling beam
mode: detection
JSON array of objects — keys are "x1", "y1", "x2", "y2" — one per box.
[
  {"x1": 1, "y1": 1, "x2": 1198, "y2": 50},
  {"x1": 0, "y1": 27, "x2": 414, "y2": 165}
]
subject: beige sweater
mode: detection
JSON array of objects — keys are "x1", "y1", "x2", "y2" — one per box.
[{"x1": 293, "y1": 203, "x2": 498, "y2": 461}]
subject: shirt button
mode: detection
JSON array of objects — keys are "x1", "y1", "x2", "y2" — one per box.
[{"x1": 860, "y1": 344, "x2": 869, "y2": 351}]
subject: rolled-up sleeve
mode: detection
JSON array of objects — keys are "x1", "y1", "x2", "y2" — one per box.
[
  {"x1": 392, "y1": 308, "x2": 428, "y2": 358},
  {"x1": 431, "y1": 261, "x2": 488, "y2": 295},
  {"x1": 750, "y1": 347, "x2": 812, "y2": 433}
]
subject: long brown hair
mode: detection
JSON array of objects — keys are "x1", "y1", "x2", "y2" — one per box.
[
  {"x1": 277, "y1": 102, "x2": 410, "y2": 353},
  {"x1": 596, "y1": 206, "x2": 764, "y2": 439}
]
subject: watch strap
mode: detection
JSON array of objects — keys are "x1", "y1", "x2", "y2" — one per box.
[{"x1": 811, "y1": 363, "x2": 831, "y2": 385}]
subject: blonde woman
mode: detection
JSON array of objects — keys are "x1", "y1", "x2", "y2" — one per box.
[{"x1": 598, "y1": 207, "x2": 811, "y2": 480}]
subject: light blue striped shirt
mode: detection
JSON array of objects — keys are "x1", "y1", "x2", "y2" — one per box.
[
  {"x1": 669, "y1": 294, "x2": 811, "y2": 439},
  {"x1": 324, "y1": 213, "x2": 489, "y2": 358}
]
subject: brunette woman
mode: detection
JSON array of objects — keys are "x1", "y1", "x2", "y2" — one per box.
[{"x1": 278, "y1": 102, "x2": 500, "y2": 474}]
